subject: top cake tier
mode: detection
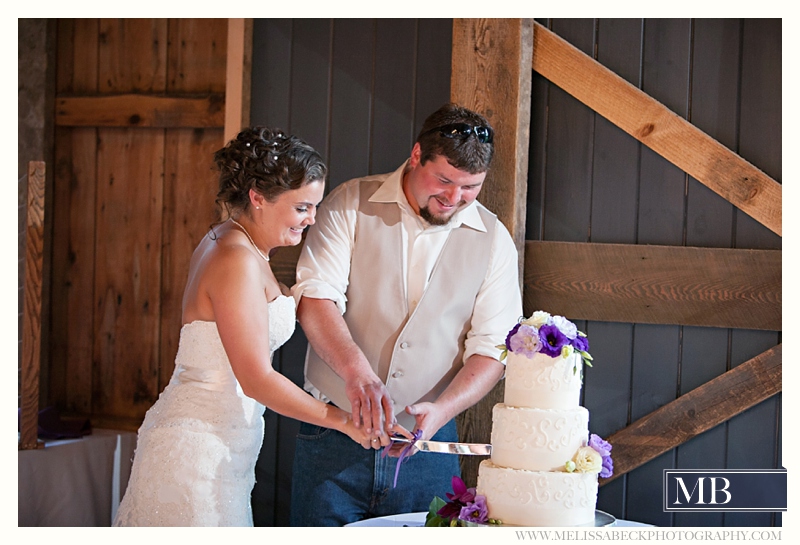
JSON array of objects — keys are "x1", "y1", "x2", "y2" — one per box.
[{"x1": 504, "y1": 351, "x2": 582, "y2": 410}]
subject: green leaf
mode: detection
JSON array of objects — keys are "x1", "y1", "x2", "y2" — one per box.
[
  {"x1": 429, "y1": 496, "x2": 446, "y2": 511},
  {"x1": 495, "y1": 346, "x2": 508, "y2": 361},
  {"x1": 425, "y1": 497, "x2": 448, "y2": 527},
  {"x1": 424, "y1": 513, "x2": 446, "y2": 527}
]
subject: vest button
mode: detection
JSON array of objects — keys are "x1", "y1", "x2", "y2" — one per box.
[
  {"x1": 392, "y1": 371, "x2": 403, "y2": 378},
  {"x1": 400, "y1": 342, "x2": 409, "y2": 349}
]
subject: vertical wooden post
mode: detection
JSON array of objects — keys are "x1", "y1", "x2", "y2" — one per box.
[
  {"x1": 224, "y1": 18, "x2": 254, "y2": 144},
  {"x1": 20, "y1": 161, "x2": 46, "y2": 450},
  {"x1": 451, "y1": 18, "x2": 533, "y2": 276},
  {"x1": 450, "y1": 19, "x2": 533, "y2": 484}
]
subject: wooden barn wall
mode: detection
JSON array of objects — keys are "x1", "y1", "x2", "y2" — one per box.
[
  {"x1": 247, "y1": 18, "x2": 453, "y2": 526},
  {"x1": 49, "y1": 19, "x2": 227, "y2": 428},
  {"x1": 41, "y1": 17, "x2": 781, "y2": 528},
  {"x1": 528, "y1": 19, "x2": 781, "y2": 527}
]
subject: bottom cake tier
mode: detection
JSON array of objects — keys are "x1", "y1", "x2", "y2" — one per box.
[{"x1": 476, "y1": 460, "x2": 598, "y2": 527}]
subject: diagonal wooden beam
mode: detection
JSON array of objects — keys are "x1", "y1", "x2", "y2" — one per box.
[
  {"x1": 601, "y1": 344, "x2": 782, "y2": 484},
  {"x1": 532, "y1": 21, "x2": 781, "y2": 237}
]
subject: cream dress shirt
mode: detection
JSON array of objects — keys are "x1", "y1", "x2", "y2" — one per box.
[{"x1": 293, "y1": 160, "x2": 522, "y2": 368}]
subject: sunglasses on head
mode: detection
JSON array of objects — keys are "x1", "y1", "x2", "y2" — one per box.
[{"x1": 423, "y1": 123, "x2": 494, "y2": 144}]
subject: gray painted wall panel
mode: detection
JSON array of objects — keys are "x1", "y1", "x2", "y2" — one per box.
[
  {"x1": 372, "y1": 19, "x2": 418, "y2": 175},
  {"x1": 329, "y1": 19, "x2": 374, "y2": 187}
]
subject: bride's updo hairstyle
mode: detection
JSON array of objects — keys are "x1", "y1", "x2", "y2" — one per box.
[{"x1": 214, "y1": 126, "x2": 327, "y2": 218}]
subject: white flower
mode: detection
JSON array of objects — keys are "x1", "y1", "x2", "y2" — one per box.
[
  {"x1": 565, "y1": 460, "x2": 576, "y2": 473},
  {"x1": 572, "y1": 446, "x2": 602, "y2": 473},
  {"x1": 522, "y1": 311, "x2": 551, "y2": 327},
  {"x1": 552, "y1": 315, "x2": 578, "y2": 339}
]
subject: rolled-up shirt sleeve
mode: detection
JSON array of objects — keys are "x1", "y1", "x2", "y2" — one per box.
[
  {"x1": 463, "y1": 221, "x2": 523, "y2": 364},
  {"x1": 292, "y1": 182, "x2": 360, "y2": 315}
]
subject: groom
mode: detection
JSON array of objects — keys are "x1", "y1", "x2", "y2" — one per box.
[{"x1": 290, "y1": 103, "x2": 522, "y2": 526}]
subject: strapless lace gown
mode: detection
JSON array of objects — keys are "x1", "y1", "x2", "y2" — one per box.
[{"x1": 113, "y1": 295, "x2": 296, "y2": 526}]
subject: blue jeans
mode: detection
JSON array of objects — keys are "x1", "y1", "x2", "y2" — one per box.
[{"x1": 290, "y1": 418, "x2": 461, "y2": 526}]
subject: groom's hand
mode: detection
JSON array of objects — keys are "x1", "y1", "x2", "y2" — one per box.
[
  {"x1": 344, "y1": 371, "x2": 395, "y2": 437},
  {"x1": 404, "y1": 402, "x2": 446, "y2": 443},
  {"x1": 383, "y1": 403, "x2": 447, "y2": 458}
]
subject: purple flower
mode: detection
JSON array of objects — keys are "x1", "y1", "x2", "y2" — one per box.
[
  {"x1": 587, "y1": 434, "x2": 613, "y2": 478},
  {"x1": 600, "y1": 454, "x2": 614, "y2": 478},
  {"x1": 437, "y1": 476, "x2": 478, "y2": 521},
  {"x1": 538, "y1": 324, "x2": 569, "y2": 357},
  {"x1": 445, "y1": 476, "x2": 475, "y2": 504},
  {"x1": 572, "y1": 334, "x2": 589, "y2": 353},
  {"x1": 458, "y1": 495, "x2": 489, "y2": 524},
  {"x1": 504, "y1": 323, "x2": 521, "y2": 350},
  {"x1": 508, "y1": 325, "x2": 541, "y2": 358},
  {"x1": 588, "y1": 434, "x2": 612, "y2": 457},
  {"x1": 437, "y1": 500, "x2": 463, "y2": 520}
]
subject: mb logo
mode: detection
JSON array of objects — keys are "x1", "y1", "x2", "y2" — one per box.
[
  {"x1": 663, "y1": 470, "x2": 786, "y2": 512},
  {"x1": 673, "y1": 476, "x2": 731, "y2": 505}
]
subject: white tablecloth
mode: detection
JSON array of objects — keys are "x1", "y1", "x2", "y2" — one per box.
[
  {"x1": 345, "y1": 511, "x2": 652, "y2": 527},
  {"x1": 18, "y1": 428, "x2": 136, "y2": 526}
]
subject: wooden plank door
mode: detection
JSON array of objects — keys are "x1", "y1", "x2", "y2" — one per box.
[{"x1": 51, "y1": 18, "x2": 227, "y2": 428}]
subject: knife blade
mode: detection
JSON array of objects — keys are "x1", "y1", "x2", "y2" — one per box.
[{"x1": 390, "y1": 437, "x2": 492, "y2": 455}]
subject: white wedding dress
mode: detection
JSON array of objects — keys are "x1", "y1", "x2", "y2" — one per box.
[{"x1": 113, "y1": 295, "x2": 296, "y2": 526}]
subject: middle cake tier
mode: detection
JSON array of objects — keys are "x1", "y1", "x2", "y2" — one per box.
[{"x1": 490, "y1": 404, "x2": 590, "y2": 472}]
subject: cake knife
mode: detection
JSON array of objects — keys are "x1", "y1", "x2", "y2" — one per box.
[{"x1": 390, "y1": 437, "x2": 492, "y2": 455}]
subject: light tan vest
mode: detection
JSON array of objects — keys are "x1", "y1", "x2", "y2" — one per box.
[{"x1": 305, "y1": 177, "x2": 497, "y2": 429}]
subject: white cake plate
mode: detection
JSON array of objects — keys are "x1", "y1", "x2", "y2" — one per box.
[
  {"x1": 345, "y1": 510, "x2": 617, "y2": 527},
  {"x1": 578, "y1": 510, "x2": 616, "y2": 527},
  {"x1": 477, "y1": 510, "x2": 617, "y2": 528}
]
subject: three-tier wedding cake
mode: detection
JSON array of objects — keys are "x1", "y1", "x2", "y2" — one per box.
[{"x1": 476, "y1": 311, "x2": 612, "y2": 527}]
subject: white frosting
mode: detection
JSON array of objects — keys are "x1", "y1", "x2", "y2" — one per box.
[
  {"x1": 504, "y1": 351, "x2": 582, "y2": 410},
  {"x1": 477, "y1": 460, "x2": 597, "y2": 527},
  {"x1": 477, "y1": 346, "x2": 598, "y2": 526},
  {"x1": 490, "y1": 404, "x2": 589, "y2": 472}
]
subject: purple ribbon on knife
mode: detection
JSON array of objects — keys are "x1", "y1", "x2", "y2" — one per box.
[{"x1": 382, "y1": 428, "x2": 423, "y2": 488}]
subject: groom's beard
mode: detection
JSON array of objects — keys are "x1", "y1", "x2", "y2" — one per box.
[{"x1": 419, "y1": 202, "x2": 463, "y2": 226}]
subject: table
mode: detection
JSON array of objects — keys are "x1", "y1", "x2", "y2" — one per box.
[
  {"x1": 18, "y1": 428, "x2": 136, "y2": 526},
  {"x1": 345, "y1": 511, "x2": 652, "y2": 527}
]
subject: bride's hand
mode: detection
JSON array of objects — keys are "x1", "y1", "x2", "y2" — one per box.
[
  {"x1": 340, "y1": 412, "x2": 388, "y2": 450},
  {"x1": 335, "y1": 407, "x2": 408, "y2": 450}
]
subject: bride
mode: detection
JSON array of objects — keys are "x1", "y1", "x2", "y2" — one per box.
[{"x1": 114, "y1": 127, "x2": 406, "y2": 526}]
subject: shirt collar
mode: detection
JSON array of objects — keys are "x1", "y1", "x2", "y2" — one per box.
[{"x1": 369, "y1": 160, "x2": 487, "y2": 233}]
